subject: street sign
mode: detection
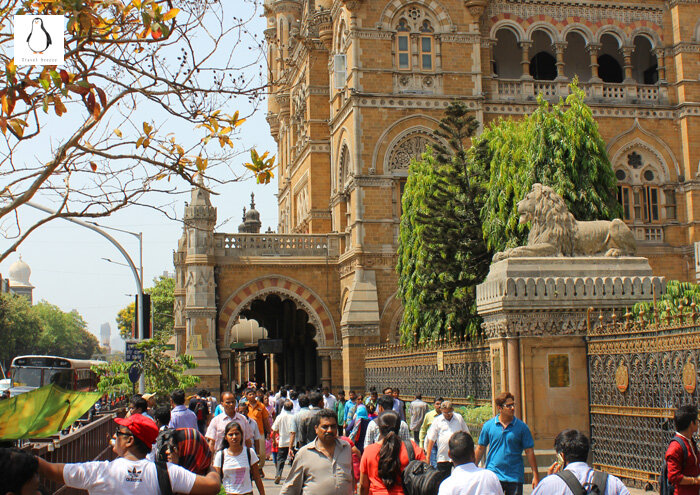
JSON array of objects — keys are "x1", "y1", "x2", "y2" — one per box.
[
  {"x1": 258, "y1": 339, "x2": 284, "y2": 354},
  {"x1": 128, "y1": 363, "x2": 141, "y2": 384},
  {"x1": 125, "y1": 341, "x2": 144, "y2": 362}
]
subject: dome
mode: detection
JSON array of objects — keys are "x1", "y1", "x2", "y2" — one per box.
[
  {"x1": 245, "y1": 208, "x2": 260, "y2": 222},
  {"x1": 237, "y1": 207, "x2": 247, "y2": 233},
  {"x1": 229, "y1": 318, "x2": 268, "y2": 349},
  {"x1": 8, "y1": 256, "x2": 33, "y2": 288}
]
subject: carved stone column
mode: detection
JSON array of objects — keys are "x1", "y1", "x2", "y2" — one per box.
[
  {"x1": 554, "y1": 42, "x2": 568, "y2": 81},
  {"x1": 477, "y1": 257, "x2": 664, "y2": 448},
  {"x1": 622, "y1": 46, "x2": 635, "y2": 83},
  {"x1": 586, "y1": 43, "x2": 601, "y2": 82},
  {"x1": 654, "y1": 47, "x2": 666, "y2": 83},
  {"x1": 519, "y1": 41, "x2": 533, "y2": 79}
]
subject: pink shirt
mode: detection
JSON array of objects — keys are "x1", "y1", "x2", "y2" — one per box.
[{"x1": 205, "y1": 412, "x2": 255, "y2": 451}]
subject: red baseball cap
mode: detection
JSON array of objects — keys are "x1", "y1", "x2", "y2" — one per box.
[{"x1": 114, "y1": 414, "x2": 159, "y2": 447}]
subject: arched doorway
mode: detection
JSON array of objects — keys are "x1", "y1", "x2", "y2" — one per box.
[{"x1": 240, "y1": 294, "x2": 320, "y2": 387}]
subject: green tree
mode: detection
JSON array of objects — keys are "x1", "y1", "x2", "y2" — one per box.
[
  {"x1": 632, "y1": 281, "x2": 700, "y2": 324},
  {"x1": 115, "y1": 275, "x2": 175, "y2": 340},
  {"x1": 34, "y1": 302, "x2": 102, "y2": 358},
  {"x1": 396, "y1": 102, "x2": 491, "y2": 343},
  {"x1": 476, "y1": 82, "x2": 620, "y2": 253},
  {"x1": 0, "y1": 293, "x2": 42, "y2": 370}
]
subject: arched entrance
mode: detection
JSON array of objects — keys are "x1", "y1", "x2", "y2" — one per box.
[{"x1": 241, "y1": 294, "x2": 320, "y2": 387}]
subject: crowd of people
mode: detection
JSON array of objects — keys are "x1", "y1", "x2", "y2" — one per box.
[{"x1": 3, "y1": 382, "x2": 687, "y2": 495}]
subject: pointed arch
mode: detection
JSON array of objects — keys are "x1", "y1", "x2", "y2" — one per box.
[{"x1": 378, "y1": 0, "x2": 453, "y2": 32}]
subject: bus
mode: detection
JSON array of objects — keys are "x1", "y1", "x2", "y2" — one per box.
[{"x1": 9, "y1": 355, "x2": 106, "y2": 396}]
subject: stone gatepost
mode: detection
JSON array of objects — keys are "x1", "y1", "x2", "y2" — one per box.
[{"x1": 476, "y1": 257, "x2": 664, "y2": 448}]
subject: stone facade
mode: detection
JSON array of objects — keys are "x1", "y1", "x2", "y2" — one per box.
[{"x1": 174, "y1": 0, "x2": 700, "y2": 393}]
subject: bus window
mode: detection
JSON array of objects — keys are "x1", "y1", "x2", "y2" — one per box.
[
  {"x1": 12, "y1": 368, "x2": 42, "y2": 388},
  {"x1": 46, "y1": 369, "x2": 73, "y2": 388}
]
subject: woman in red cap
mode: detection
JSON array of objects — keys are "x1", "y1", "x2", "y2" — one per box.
[{"x1": 35, "y1": 414, "x2": 222, "y2": 495}]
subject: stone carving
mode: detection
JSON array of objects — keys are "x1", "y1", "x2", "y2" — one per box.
[
  {"x1": 388, "y1": 131, "x2": 435, "y2": 171},
  {"x1": 493, "y1": 183, "x2": 637, "y2": 261}
]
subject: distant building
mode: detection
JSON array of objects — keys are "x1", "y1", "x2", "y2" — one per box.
[
  {"x1": 8, "y1": 256, "x2": 34, "y2": 304},
  {"x1": 100, "y1": 323, "x2": 111, "y2": 354}
]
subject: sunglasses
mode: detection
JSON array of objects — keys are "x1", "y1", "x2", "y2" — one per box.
[{"x1": 115, "y1": 429, "x2": 133, "y2": 438}]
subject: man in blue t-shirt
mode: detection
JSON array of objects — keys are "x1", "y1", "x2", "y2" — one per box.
[{"x1": 475, "y1": 392, "x2": 540, "y2": 495}]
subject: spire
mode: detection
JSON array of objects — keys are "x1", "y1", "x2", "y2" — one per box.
[{"x1": 250, "y1": 193, "x2": 256, "y2": 210}]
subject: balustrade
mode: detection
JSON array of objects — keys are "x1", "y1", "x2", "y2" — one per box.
[
  {"x1": 491, "y1": 80, "x2": 661, "y2": 104},
  {"x1": 216, "y1": 233, "x2": 339, "y2": 257}
]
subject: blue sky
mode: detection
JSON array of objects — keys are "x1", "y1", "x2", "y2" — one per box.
[{"x1": 0, "y1": 3, "x2": 278, "y2": 351}]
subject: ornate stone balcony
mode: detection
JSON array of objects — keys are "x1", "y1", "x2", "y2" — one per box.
[
  {"x1": 215, "y1": 233, "x2": 341, "y2": 258},
  {"x1": 492, "y1": 78, "x2": 667, "y2": 104}
]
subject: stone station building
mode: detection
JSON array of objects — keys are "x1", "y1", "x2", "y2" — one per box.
[{"x1": 173, "y1": 0, "x2": 700, "y2": 393}]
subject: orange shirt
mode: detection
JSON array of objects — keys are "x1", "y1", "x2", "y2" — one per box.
[
  {"x1": 247, "y1": 400, "x2": 269, "y2": 435},
  {"x1": 360, "y1": 439, "x2": 426, "y2": 495}
]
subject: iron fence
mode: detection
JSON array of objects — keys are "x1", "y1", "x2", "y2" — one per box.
[
  {"x1": 587, "y1": 306, "x2": 700, "y2": 489},
  {"x1": 365, "y1": 337, "x2": 492, "y2": 406}
]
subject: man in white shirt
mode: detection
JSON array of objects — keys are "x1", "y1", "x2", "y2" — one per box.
[
  {"x1": 272, "y1": 400, "x2": 297, "y2": 484},
  {"x1": 438, "y1": 431, "x2": 504, "y2": 495},
  {"x1": 36, "y1": 414, "x2": 221, "y2": 495},
  {"x1": 425, "y1": 400, "x2": 469, "y2": 475},
  {"x1": 205, "y1": 391, "x2": 254, "y2": 452},
  {"x1": 322, "y1": 387, "x2": 336, "y2": 410},
  {"x1": 532, "y1": 429, "x2": 630, "y2": 495}
]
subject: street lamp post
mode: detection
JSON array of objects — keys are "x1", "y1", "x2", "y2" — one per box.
[{"x1": 23, "y1": 201, "x2": 146, "y2": 393}]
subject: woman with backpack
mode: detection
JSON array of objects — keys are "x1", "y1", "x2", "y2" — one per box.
[
  {"x1": 213, "y1": 421, "x2": 266, "y2": 495},
  {"x1": 359, "y1": 411, "x2": 425, "y2": 495}
]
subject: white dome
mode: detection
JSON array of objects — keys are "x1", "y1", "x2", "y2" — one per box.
[
  {"x1": 229, "y1": 318, "x2": 268, "y2": 348},
  {"x1": 8, "y1": 256, "x2": 33, "y2": 288}
]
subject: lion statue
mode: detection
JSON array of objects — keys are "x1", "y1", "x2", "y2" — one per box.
[{"x1": 492, "y1": 183, "x2": 637, "y2": 262}]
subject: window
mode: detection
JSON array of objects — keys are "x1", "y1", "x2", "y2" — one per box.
[
  {"x1": 617, "y1": 185, "x2": 631, "y2": 220},
  {"x1": 420, "y1": 36, "x2": 433, "y2": 70},
  {"x1": 394, "y1": 15, "x2": 434, "y2": 72},
  {"x1": 642, "y1": 186, "x2": 660, "y2": 222},
  {"x1": 397, "y1": 35, "x2": 410, "y2": 70},
  {"x1": 665, "y1": 190, "x2": 676, "y2": 220},
  {"x1": 334, "y1": 54, "x2": 347, "y2": 89},
  {"x1": 397, "y1": 180, "x2": 407, "y2": 217}
]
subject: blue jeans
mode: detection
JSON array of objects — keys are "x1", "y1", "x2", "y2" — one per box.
[
  {"x1": 430, "y1": 444, "x2": 438, "y2": 468},
  {"x1": 500, "y1": 481, "x2": 523, "y2": 495}
]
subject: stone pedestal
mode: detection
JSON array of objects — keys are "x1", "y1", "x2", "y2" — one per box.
[{"x1": 476, "y1": 257, "x2": 664, "y2": 448}]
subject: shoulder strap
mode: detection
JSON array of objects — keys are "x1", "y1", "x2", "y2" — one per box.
[
  {"x1": 592, "y1": 471, "x2": 609, "y2": 495},
  {"x1": 155, "y1": 460, "x2": 173, "y2": 495},
  {"x1": 247, "y1": 447, "x2": 254, "y2": 480},
  {"x1": 403, "y1": 439, "x2": 415, "y2": 462},
  {"x1": 672, "y1": 437, "x2": 688, "y2": 461},
  {"x1": 556, "y1": 470, "x2": 587, "y2": 495}
]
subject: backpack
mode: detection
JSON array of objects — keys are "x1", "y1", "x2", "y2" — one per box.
[
  {"x1": 660, "y1": 437, "x2": 688, "y2": 495},
  {"x1": 401, "y1": 439, "x2": 448, "y2": 495},
  {"x1": 193, "y1": 399, "x2": 208, "y2": 422},
  {"x1": 556, "y1": 469, "x2": 608, "y2": 495},
  {"x1": 215, "y1": 447, "x2": 254, "y2": 480}
]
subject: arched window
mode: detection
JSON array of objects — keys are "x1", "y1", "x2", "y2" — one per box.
[
  {"x1": 632, "y1": 35, "x2": 658, "y2": 84},
  {"x1": 338, "y1": 144, "x2": 350, "y2": 191},
  {"x1": 529, "y1": 30, "x2": 557, "y2": 80},
  {"x1": 598, "y1": 34, "x2": 624, "y2": 83},
  {"x1": 563, "y1": 31, "x2": 591, "y2": 82},
  {"x1": 393, "y1": 6, "x2": 436, "y2": 72},
  {"x1": 493, "y1": 27, "x2": 521, "y2": 79}
]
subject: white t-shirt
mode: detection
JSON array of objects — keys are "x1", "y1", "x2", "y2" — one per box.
[
  {"x1": 63, "y1": 457, "x2": 197, "y2": 495},
  {"x1": 214, "y1": 447, "x2": 259, "y2": 495},
  {"x1": 438, "y1": 463, "x2": 504, "y2": 495},
  {"x1": 323, "y1": 394, "x2": 337, "y2": 410},
  {"x1": 426, "y1": 414, "x2": 469, "y2": 462},
  {"x1": 272, "y1": 410, "x2": 296, "y2": 448}
]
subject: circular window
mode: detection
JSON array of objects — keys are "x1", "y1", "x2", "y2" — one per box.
[
  {"x1": 644, "y1": 170, "x2": 655, "y2": 182},
  {"x1": 615, "y1": 169, "x2": 626, "y2": 181}
]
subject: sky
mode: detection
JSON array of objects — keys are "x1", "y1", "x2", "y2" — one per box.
[{"x1": 0, "y1": 3, "x2": 278, "y2": 352}]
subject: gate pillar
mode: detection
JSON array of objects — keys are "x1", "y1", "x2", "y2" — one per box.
[{"x1": 476, "y1": 257, "x2": 664, "y2": 449}]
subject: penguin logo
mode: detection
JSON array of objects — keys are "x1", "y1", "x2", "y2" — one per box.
[{"x1": 27, "y1": 18, "x2": 52, "y2": 54}]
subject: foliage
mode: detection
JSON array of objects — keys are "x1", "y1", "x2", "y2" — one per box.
[
  {"x1": 0, "y1": 0, "x2": 274, "y2": 263},
  {"x1": 475, "y1": 81, "x2": 620, "y2": 253},
  {"x1": 33, "y1": 302, "x2": 102, "y2": 358},
  {"x1": 457, "y1": 404, "x2": 494, "y2": 425},
  {"x1": 633, "y1": 281, "x2": 700, "y2": 323},
  {"x1": 0, "y1": 293, "x2": 42, "y2": 370},
  {"x1": 397, "y1": 102, "x2": 491, "y2": 343},
  {"x1": 93, "y1": 328, "x2": 198, "y2": 397},
  {"x1": 116, "y1": 275, "x2": 174, "y2": 340}
]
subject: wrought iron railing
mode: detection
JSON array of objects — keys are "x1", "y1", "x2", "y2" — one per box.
[
  {"x1": 365, "y1": 337, "x2": 492, "y2": 406},
  {"x1": 32, "y1": 413, "x2": 118, "y2": 494},
  {"x1": 215, "y1": 233, "x2": 340, "y2": 258},
  {"x1": 587, "y1": 306, "x2": 700, "y2": 489}
]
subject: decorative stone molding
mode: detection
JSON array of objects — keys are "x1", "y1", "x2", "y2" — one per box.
[
  {"x1": 341, "y1": 324, "x2": 381, "y2": 338},
  {"x1": 385, "y1": 129, "x2": 438, "y2": 173},
  {"x1": 317, "y1": 347, "x2": 343, "y2": 359},
  {"x1": 184, "y1": 308, "x2": 217, "y2": 318}
]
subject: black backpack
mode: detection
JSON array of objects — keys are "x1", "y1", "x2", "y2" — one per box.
[
  {"x1": 193, "y1": 399, "x2": 208, "y2": 421},
  {"x1": 660, "y1": 437, "x2": 688, "y2": 495},
  {"x1": 556, "y1": 469, "x2": 608, "y2": 495},
  {"x1": 401, "y1": 440, "x2": 448, "y2": 495},
  {"x1": 155, "y1": 460, "x2": 173, "y2": 495}
]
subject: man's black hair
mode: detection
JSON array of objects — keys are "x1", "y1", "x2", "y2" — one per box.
[
  {"x1": 316, "y1": 408, "x2": 337, "y2": 424},
  {"x1": 284, "y1": 400, "x2": 293, "y2": 411},
  {"x1": 131, "y1": 435, "x2": 151, "y2": 456},
  {"x1": 415, "y1": 393, "x2": 422, "y2": 400},
  {"x1": 130, "y1": 395, "x2": 148, "y2": 412},
  {"x1": 448, "y1": 431, "x2": 475, "y2": 465},
  {"x1": 308, "y1": 391, "x2": 324, "y2": 408},
  {"x1": 554, "y1": 429, "x2": 590, "y2": 463},
  {"x1": 383, "y1": 387, "x2": 393, "y2": 394},
  {"x1": 290, "y1": 390, "x2": 299, "y2": 400},
  {"x1": 155, "y1": 406, "x2": 171, "y2": 426},
  {"x1": 378, "y1": 394, "x2": 394, "y2": 411},
  {"x1": 435, "y1": 397, "x2": 444, "y2": 403},
  {"x1": 198, "y1": 389, "x2": 208, "y2": 397},
  {"x1": 369, "y1": 386, "x2": 377, "y2": 393},
  {"x1": 171, "y1": 389, "x2": 185, "y2": 405},
  {"x1": 675, "y1": 404, "x2": 699, "y2": 431},
  {"x1": 0, "y1": 447, "x2": 38, "y2": 494},
  {"x1": 298, "y1": 393, "x2": 310, "y2": 408}
]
